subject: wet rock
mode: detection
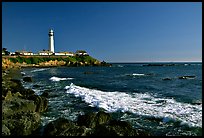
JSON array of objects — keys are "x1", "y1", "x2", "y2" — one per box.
[
  {"x1": 42, "y1": 111, "x2": 151, "y2": 136},
  {"x1": 162, "y1": 77, "x2": 172, "y2": 81},
  {"x1": 41, "y1": 91, "x2": 49, "y2": 98},
  {"x1": 2, "y1": 97, "x2": 36, "y2": 118},
  {"x1": 23, "y1": 76, "x2": 33, "y2": 82},
  {"x1": 28, "y1": 95, "x2": 48, "y2": 112},
  {"x1": 9, "y1": 79, "x2": 25, "y2": 92},
  {"x1": 61, "y1": 125, "x2": 87, "y2": 136},
  {"x1": 178, "y1": 75, "x2": 196, "y2": 79},
  {"x1": 33, "y1": 84, "x2": 41, "y2": 88},
  {"x1": 44, "y1": 118, "x2": 75, "y2": 136},
  {"x1": 92, "y1": 120, "x2": 150, "y2": 136},
  {"x1": 22, "y1": 89, "x2": 35, "y2": 98},
  {"x1": 77, "y1": 112, "x2": 97, "y2": 128},
  {"x1": 2, "y1": 94, "x2": 40, "y2": 136},
  {"x1": 77, "y1": 111, "x2": 111, "y2": 128},
  {"x1": 2, "y1": 112, "x2": 40, "y2": 136}
]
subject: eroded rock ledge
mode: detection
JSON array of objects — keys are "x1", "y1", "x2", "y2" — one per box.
[
  {"x1": 42, "y1": 111, "x2": 151, "y2": 136},
  {"x1": 2, "y1": 69, "x2": 48, "y2": 136}
]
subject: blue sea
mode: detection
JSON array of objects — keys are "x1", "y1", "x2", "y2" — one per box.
[{"x1": 21, "y1": 62, "x2": 202, "y2": 136}]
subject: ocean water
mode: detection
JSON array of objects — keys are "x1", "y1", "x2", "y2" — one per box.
[{"x1": 21, "y1": 62, "x2": 202, "y2": 136}]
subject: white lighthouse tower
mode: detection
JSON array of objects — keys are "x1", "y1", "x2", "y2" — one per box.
[{"x1": 48, "y1": 29, "x2": 54, "y2": 53}]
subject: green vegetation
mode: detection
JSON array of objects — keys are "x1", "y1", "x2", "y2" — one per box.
[{"x1": 8, "y1": 55, "x2": 100, "y2": 65}]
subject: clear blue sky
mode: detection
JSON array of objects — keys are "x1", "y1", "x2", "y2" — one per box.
[{"x1": 2, "y1": 2, "x2": 202, "y2": 62}]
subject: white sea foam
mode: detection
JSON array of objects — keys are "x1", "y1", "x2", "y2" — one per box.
[
  {"x1": 65, "y1": 83, "x2": 202, "y2": 127},
  {"x1": 50, "y1": 76, "x2": 73, "y2": 82},
  {"x1": 21, "y1": 72, "x2": 26, "y2": 75},
  {"x1": 31, "y1": 68, "x2": 50, "y2": 72},
  {"x1": 132, "y1": 73, "x2": 145, "y2": 76}
]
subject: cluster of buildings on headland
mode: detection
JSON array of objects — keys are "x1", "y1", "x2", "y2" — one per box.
[{"x1": 2, "y1": 29, "x2": 88, "y2": 57}]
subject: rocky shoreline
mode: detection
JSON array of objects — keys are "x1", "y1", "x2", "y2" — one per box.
[
  {"x1": 2, "y1": 68, "x2": 48, "y2": 136},
  {"x1": 2, "y1": 66, "x2": 151, "y2": 136}
]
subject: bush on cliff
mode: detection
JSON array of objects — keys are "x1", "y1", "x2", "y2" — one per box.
[{"x1": 8, "y1": 55, "x2": 101, "y2": 66}]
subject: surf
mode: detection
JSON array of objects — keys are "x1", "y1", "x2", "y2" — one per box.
[{"x1": 64, "y1": 83, "x2": 202, "y2": 128}]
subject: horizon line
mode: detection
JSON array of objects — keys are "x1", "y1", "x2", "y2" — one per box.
[{"x1": 108, "y1": 61, "x2": 202, "y2": 63}]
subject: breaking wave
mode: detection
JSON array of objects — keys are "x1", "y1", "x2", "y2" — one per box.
[
  {"x1": 50, "y1": 76, "x2": 74, "y2": 82},
  {"x1": 31, "y1": 68, "x2": 50, "y2": 72},
  {"x1": 65, "y1": 83, "x2": 202, "y2": 128}
]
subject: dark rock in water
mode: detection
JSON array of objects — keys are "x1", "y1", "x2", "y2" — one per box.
[
  {"x1": 178, "y1": 75, "x2": 196, "y2": 79},
  {"x1": 162, "y1": 78, "x2": 172, "y2": 81},
  {"x1": 21, "y1": 88, "x2": 35, "y2": 98},
  {"x1": 9, "y1": 79, "x2": 25, "y2": 92},
  {"x1": 43, "y1": 118, "x2": 74, "y2": 136},
  {"x1": 42, "y1": 111, "x2": 151, "y2": 136},
  {"x1": 23, "y1": 76, "x2": 33, "y2": 82},
  {"x1": 41, "y1": 91, "x2": 49, "y2": 98},
  {"x1": 33, "y1": 84, "x2": 41, "y2": 88},
  {"x1": 21, "y1": 72, "x2": 26, "y2": 76},
  {"x1": 95, "y1": 111, "x2": 111, "y2": 126},
  {"x1": 28, "y1": 95, "x2": 48, "y2": 112},
  {"x1": 192, "y1": 100, "x2": 202, "y2": 105},
  {"x1": 92, "y1": 119, "x2": 150, "y2": 136},
  {"x1": 77, "y1": 111, "x2": 111, "y2": 128},
  {"x1": 77, "y1": 112, "x2": 97, "y2": 128},
  {"x1": 61, "y1": 125, "x2": 87, "y2": 136}
]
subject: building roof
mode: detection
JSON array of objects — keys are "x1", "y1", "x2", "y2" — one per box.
[
  {"x1": 76, "y1": 50, "x2": 87, "y2": 53},
  {"x1": 38, "y1": 50, "x2": 53, "y2": 53}
]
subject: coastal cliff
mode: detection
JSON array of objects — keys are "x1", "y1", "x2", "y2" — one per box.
[{"x1": 2, "y1": 55, "x2": 111, "y2": 69}]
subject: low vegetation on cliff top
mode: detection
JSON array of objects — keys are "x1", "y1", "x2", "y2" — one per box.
[{"x1": 8, "y1": 55, "x2": 100, "y2": 65}]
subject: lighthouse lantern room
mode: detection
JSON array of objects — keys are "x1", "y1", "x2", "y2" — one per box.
[{"x1": 48, "y1": 29, "x2": 54, "y2": 53}]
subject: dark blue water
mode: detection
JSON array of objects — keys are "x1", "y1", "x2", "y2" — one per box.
[{"x1": 21, "y1": 62, "x2": 202, "y2": 136}]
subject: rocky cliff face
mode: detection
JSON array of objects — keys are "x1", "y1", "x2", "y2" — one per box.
[{"x1": 2, "y1": 69, "x2": 48, "y2": 136}]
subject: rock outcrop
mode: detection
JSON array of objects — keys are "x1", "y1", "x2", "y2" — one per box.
[
  {"x1": 2, "y1": 69, "x2": 48, "y2": 136},
  {"x1": 42, "y1": 111, "x2": 151, "y2": 136},
  {"x1": 23, "y1": 76, "x2": 33, "y2": 82}
]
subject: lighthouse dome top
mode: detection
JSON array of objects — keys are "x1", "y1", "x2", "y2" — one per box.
[{"x1": 49, "y1": 29, "x2": 54, "y2": 33}]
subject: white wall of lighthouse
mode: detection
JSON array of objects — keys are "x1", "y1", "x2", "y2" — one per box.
[{"x1": 48, "y1": 29, "x2": 55, "y2": 53}]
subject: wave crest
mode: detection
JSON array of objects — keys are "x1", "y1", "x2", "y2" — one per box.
[
  {"x1": 65, "y1": 83, "x2": 202, "y2": 127},
  {"x1": 50, "y1": 76, "x2": 73, "y2": 82},
  {"x1": 31, "y1": 68, "x2": 50, "y2": 72}
]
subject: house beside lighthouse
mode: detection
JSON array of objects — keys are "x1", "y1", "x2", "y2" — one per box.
[{"x1": 48, "y1": 29, "x2": 55, "y2": 53}]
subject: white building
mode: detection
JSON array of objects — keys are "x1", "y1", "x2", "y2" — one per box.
[
  {"x1": 75, "y1": 50, "x2": 88, "y2": 56},
  {"x1": 48, "y1": 29, "x2": 55, "y2": 53},
  {"x1": 38, "y1": 50, "x2": 53, "y2": 55},
  {"x1": 54, "y1": 52, "x2": 75, "y2": 56},
  {"x1": 16, "y1": 51, "x2": 33, "y2": 55}
]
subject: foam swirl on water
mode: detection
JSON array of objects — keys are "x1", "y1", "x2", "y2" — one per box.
[
  {"x1": 31, "y1": 68, "x2": 50, "y2": 72},
  {"x1": 50, "y1": 76, "x2": 73, "y2": 82},
  {"x1": 65, "y1": 83, "x2": 202, "y2": 127}
]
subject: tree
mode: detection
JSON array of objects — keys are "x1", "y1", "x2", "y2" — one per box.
[
  {"x1": 2, "y1": 48, "x2": 7, "y2": 52},
  {"x1": 2, "y1": 48, "x2": 10, "y2": 55}
]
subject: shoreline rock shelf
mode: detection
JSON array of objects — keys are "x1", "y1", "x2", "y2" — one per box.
[
  {"x1": 42, "y1": 111, "x2": 151, "y2": 136},
  {"x1": 2, "y1": 69, "x2": 48, "y2": 136}
]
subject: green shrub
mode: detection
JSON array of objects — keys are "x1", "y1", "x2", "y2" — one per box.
[{"x1": 9, "y1": 58, "x2": 18, "y2": 63}]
